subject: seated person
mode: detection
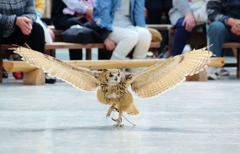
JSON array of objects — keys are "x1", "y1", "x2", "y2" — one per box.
[
  {"x1": 35, "y1": 0, "x2": 55, "y2": 43},
  {"x1": 168, "y1": 0, "x2": 197, "y2": 57},
  {"x1": 93, "y1": 0, "x2": 151, "y2": 72},
  {"x1": 207, "y1": 0, "x2": 240, "y2": 80},
  {"x1": 145, "y1": 0, "x2": 173, "y2": 57},
  {"x1": 0, "y1": 0, "x2": 55, "y2": 83},
  {"x1": 51, "y1": 0, "x2": 93, "y2": 60}
]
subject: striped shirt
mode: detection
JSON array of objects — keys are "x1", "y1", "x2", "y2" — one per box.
[
  {"x1": 0, "y1": 0, "x2": 36, "y2": 37},
  {"x1": 207, "y1": 0, "x2": 240, "y2": 24}
]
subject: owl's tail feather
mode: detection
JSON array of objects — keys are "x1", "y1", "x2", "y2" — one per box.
[{"x1": 127, "y1": 103, "x2": 140, "y2": 116}]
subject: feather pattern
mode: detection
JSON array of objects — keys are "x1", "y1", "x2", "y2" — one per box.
[
  {"x1": 11, "y1": 46, "x2": 100, "y2": 91},
  {"x1": 130, "y1": 47, "x2": 213, "y2": 98}
]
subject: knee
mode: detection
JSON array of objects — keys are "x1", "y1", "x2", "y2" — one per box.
[
  {"x1": 31, "y1": 22, "x2": 44, "y2": 37},
  {"x1": 138, "y1": 28, "x2": 152, "y2": 42},
  {"x1": 124, "y1": 31, "x2": 139, "y2": 45},
  {"x1": 208, "y1": 21, "x2": 226, "y2": 35}
]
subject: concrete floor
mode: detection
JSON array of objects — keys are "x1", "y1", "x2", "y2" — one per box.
[{"x1": 0, "y1": 72, "x2": 240, "y2": 154}]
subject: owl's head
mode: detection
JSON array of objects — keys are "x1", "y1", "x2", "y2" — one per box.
[{"x1": 102, "y1": 69, "x2": 124, "y2": 86}]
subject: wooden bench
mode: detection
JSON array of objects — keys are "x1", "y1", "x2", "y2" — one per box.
[
  {"x1": 168, "y1": 27, "x2": 240, "y2": 78},
  {"x1": 2, "y1": 58, "x2": 224, "y2": 85}
]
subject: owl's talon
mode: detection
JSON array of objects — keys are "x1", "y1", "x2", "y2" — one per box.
[
  {"x1": 106, "y1": 114, "x2": 110, "y2": 119},
  {"x1": 113, "y1": 124, "x2": 124, "y2": 127},
  {"x1": 112, "y1": 117, "x2": 117, "y2": 121}
]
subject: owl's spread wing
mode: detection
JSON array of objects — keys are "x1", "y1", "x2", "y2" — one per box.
[
  {"x1": 130, "y1": 47, "x2": 213, "y2": 98},
  {"x1": 11, "y1": 46, "x2": 100, "y2": 91}
]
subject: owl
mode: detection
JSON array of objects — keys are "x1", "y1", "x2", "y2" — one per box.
[{"x1": 11, "y1": 46, "x2": 213, "y2": 127}]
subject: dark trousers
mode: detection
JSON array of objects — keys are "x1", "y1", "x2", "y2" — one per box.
[
  {"x1": 0, "y1": 22, "x2": 45, "y2": 53},
  {"x1": 145, "y1": 0, "x2": 172, "y2": 54},
  {"x1": 145, "y1": 0, "x2": 172, "y2": 24},
  {"x1": 171, "y1": 17, "x2": 191, "y2": 56}
]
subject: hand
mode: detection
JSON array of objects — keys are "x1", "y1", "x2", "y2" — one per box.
[
  {"x1": 85, "y1": 7, "x2": 93, "y2": 21},
  {"x1": 16, "y1": 17, "x2": 32, "y2": 35},
  {"x1": 227, "y1": 18, "x2": 240, "y2": 35},
  {"x1": 182, "y1": 12, "x2": 196, "y2": 32},
  {"x1": 104, "y1": 37, "x2": 116, "y2": 51}
]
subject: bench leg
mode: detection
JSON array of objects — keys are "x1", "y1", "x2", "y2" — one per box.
[
  {"x1": 0, "y1": 55, "x2": 2, "y2": 83},
  {"x1": 237, "y1": 49, "x2": 240, "y2": 78},
  {"x1": 86, "y1": 49, "x2": 92, "y2": 60},
  {"x1": 45, "y1": 49, "x2": 56, "y2": 57},
  {"x1": 23, "y1": 68, "x2": 45, "y2": 85},
  {"x1": 186, "y1": 69, "x2": 208, "y2": 81}
]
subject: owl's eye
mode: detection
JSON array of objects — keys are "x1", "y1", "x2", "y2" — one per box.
[
  {"x1": 117, "y1": 73, "x2": 120, "y2": 76},
  {"x1": 109, "y1": 74, "x2": 113, "y2": 78}
]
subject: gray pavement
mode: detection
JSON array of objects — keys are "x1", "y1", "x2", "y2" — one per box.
[{"x1": 0, "y1": 51, "x2": 240, "y2": 154}]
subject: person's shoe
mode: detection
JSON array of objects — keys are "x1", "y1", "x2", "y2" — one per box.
[
  {"x1": 2, "y1": 69, "x2": 8, "y2": 78},
  {"x1": 220, "y1": 68, "x2": 230, "y2": 76},
  {"x1": 12, "y1": 72, "x2": 23, "y2": 79},
  {"x1": 45, "y1": 74, "x2": 56, "y2": 84},
  {"x1": 207, "y1": 67, "x2": 219, "y2": 80}
]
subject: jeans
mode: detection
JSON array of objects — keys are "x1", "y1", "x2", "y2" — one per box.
[
  {"x1": 207, "y1": 21, "x2": 240, "y2": 57},
  {"x1": 171, "y1": 17, "x2": 191, "y2": 56}
]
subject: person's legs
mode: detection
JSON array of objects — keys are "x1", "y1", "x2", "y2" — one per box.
[
  {"x1": 206, "y1": 21, "x2": 240, "y2": 79},
  {"x1": 69, "y1": 50, "x2": 83, "y2": 60},
  {"x1": 3, "y1": 22, "x2": 45, "y2": 53},
  {"x1": 0, "y1": 25, "x2": 7, "y2": 78},
  {"x1": 1, "y1": 26, "x2": 31, "y2": 79},
  {"x1": 109, "y1": 26, "x2": 138, "y2": 60},
  {"x1": 98, "y1": 49, "x2": 112, "y2": 60},
  {"x1": 2, "y1": 23, "x2": 56, "y2": 83},
  {"x1": 171, "y1": 17, "x2": 191, "y2": 56},
  {"x1": 26, "y1": 22, "x2": 45, "y2": 53},
  {"x1": 127, "y1": 26, "x2": 152, "y2": 59},
  {"x1": 207, "y1": 21, "x2": 231, "y2": 57},
  {"x1": 0, "y1": 25, "x2": 3, "y2": 43}
]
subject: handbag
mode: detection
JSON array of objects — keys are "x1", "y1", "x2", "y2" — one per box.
[
  {"x1": 189, "y1": 0, "x2": 209, "y2": 26},
  {"x1": 62, "y1": 19, "x2": 104, "y2": 44},
  {"x1": 62, "y1": 25, "x2": 103, "y2": 44}
]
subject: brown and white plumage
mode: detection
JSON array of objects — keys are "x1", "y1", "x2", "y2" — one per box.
[{"x1": 10, "y1": 46, "x2": 213, "y2": 126}]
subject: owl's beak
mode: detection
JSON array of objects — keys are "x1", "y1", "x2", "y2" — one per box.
[{"x1": 115, "y1": 76, "x2": 118, "y2": 81}]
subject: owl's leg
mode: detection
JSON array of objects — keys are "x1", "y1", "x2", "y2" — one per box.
[
  {"x1": 111, "y1": 108, "x2": 122, "y2": 122},
  {"x1": 113, "y1": 109, "x2": 123, "y2": 127},
  {"x1": 106, "y1": 105, "x2": 115, "y2": 118}
]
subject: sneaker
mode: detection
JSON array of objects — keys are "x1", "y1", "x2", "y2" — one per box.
[
  {"x1": 2, "y1": 68, "x2": 8, "y2": 78},
  {"x1": 45, "y1": 74, "x2": 56, "y2": 84},
  {"x1": 220, "y1": 68, "x2": 230, "y2": 76},
  {"x1": 12, "y1": 56, "x2": 23, "y2": 80},
  {"x1": 12, "y1": 72, "x2": 23, "y2": 79},
  {"x1": 207, "y1": 67, "x2": 219, "y2": 80}
]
